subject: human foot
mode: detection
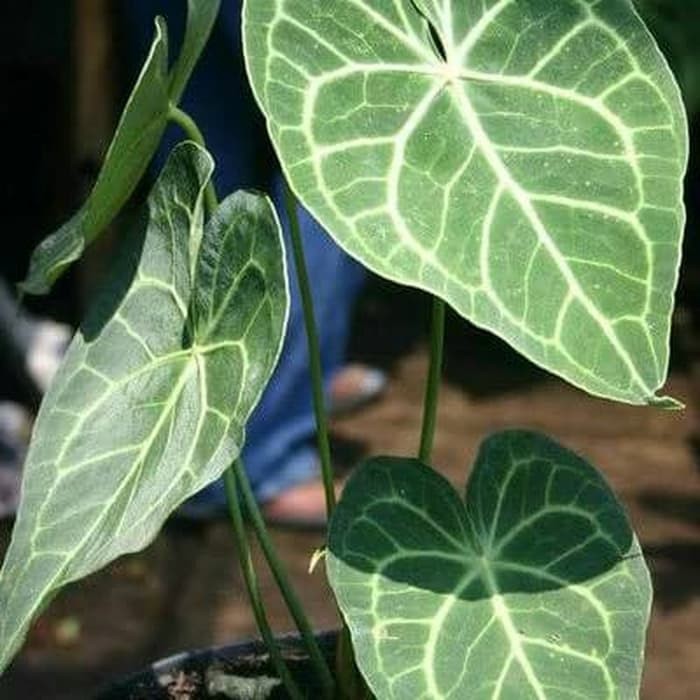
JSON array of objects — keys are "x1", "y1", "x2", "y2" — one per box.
[{"x1": 262, "y1": 478, "x2": 341, "y2": 530}]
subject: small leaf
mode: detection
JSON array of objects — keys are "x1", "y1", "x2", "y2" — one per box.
[
  {"x1": 21, "y1": 18, "x2": 170, "y2": 295},
  {"x1": 243, "y1": 0, "x2": 688, "y2": 405},
  {"x1": 22, "y1": 0, "x2": 221, "y2": 296},
  {"x1": 169, "y1": 0, "x2": 222, "y2": 103},
  {"x1": 0, "y1": 142, "x2": 289, "y2": 672},
  {"x1": 328, "y1": 431, "x2": 651, "y2": 699}
]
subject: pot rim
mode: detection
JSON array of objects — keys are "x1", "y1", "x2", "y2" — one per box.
[{"x1": 95, "y1": 628, "x2": 338, "y2": 699}]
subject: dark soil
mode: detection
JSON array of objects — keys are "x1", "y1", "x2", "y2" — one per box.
[
  {"x1": 0, "y1": 280, "x2": 699, "y2": 699},
  {"x1": 97, "y1": 633, "x2": 338, "y2": 700}
]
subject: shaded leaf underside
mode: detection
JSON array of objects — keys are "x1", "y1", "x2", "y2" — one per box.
[
  {"x1": 328, "y1": 431, "x2": 651, "y2": 699},
  {"x1": 244, "y1": 0, "x2": 688, "y2": 404},
  {"x1": 0, "y1": 143, "x2": 288, "y2": 671}
]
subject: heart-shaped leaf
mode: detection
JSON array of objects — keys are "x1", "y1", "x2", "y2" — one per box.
[
  {"x1": 328, "y1": 431, "x2": 651, "y2": 699},
  {"x1": 243, "y1": 0, "x2": 688, "y2": 406},
  {"x1": 22, "y1": 0, "x2": 221, "y2": 296},
  {"x1": 0, "y1": 142, "x2": 288, "y2": 672}
]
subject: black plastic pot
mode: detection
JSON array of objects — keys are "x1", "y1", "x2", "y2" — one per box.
[{"x1": 96, "y1": 631, "x2": 338, "y2": 700}]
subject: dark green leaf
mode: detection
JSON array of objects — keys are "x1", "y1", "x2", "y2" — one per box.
[
  {"x1": 0, "y1": 142, "x2": 289, "y2": 672},
  {"x1": 328, "y1": 431, "x2": 651, "y2": 699}
]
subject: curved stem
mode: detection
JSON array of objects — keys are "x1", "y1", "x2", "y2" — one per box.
[
  {"x1": 167, "y1": 111, "x2": 331, "y2": 694},
  {"x1": 282, "y1": 181, "x2": 336, "y2": 515},
  {"x1": 234, "y1": 462, "x2": 336, "y2": 698},
  {"x1": 168, "y1": 104, "x2": 218, "y2": 216},
  {"x1": 283, "y1": 181, "x2": 366, "y2": 698},
  {"x1": 418, "y1": 297, "x2": 446, "y2": 463},
  {"x1": 223, "y1": 468, "x2": 304, "y2": 700}
]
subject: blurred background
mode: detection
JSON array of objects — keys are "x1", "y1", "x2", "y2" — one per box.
[{"x1": 0, "y1": 1, "x2": 699, "y2": 697}]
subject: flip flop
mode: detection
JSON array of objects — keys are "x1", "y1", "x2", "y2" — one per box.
[
  {"x1": 328, "y1": 364, "x2": 387, "y2": 417},
  {"x1": 259, "y1": 475, "x2": 343, "y2": 532}
]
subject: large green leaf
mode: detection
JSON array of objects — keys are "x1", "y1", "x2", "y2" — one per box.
[
  {"x1": 328, "y1": 431, "x2": 651, "y2": 699},
  {"x1": 0, "y1": 142, "x2": 288, "y2": 672},
  {"x1": 243, "y1": 0, "x2": 688, "y2": 406},
  {"x1": 22, "y1": 0, "x2": 221, "y2": 295}
]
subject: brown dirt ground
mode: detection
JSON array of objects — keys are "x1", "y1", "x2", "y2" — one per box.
[{"x1": 0, "y1": 297, "x2": 698, "y2": 699}]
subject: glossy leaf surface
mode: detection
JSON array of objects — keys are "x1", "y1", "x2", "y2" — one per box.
[
  {"x1": 328, "y1": 431, "x2": 651, "y2": 699},
  {"x1": 243, "y1": 0, "x2": 688, "y2": 405},
  {"x1": 0, "y1": 143, "x2": 288, "y2": 671}
]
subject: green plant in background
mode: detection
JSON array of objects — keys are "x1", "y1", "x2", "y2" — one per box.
[{"x1": 0, "y1": 1, "x2": 689, "y2": 698}]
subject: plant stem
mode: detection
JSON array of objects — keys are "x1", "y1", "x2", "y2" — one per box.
[
  {"x1": 283, "y1": 181, "x2": 365, "y2": 698},
  {"x1": 234, "y1": 462, "x2": 336, "y2": 698},
  {"x1": 282, "y1": 181, "x2": 336, "y2": 515},
  {"x1": 168, "y1": 104, "x2": 218, "y2": 216},
  {"x1": 336, "y1": 626, "x2": 370, "y2": 700},
  {"x1": 168, "y1": 109, "x2": 331, "y2": 694},
  {"x1": 418, "y1": 297, "x2": 446, "y2": 463},
  {"x1": 223, "y1": 467, "x2": 304, "y2": 700}
]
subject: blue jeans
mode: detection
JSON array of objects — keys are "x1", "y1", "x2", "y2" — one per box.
[{"x1": 122, "y1": 2, "x2": 366, "y2": 503}]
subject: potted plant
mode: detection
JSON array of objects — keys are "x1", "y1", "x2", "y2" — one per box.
[{"x1": 0, "y1": 0, "x2": 689, "y2": 698}]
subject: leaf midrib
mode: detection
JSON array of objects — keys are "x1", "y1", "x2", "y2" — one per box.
[
  {"x1": 361, "y1": 498, "x2": 619, "y2": 698},
  {"x1": 293, "y1": 41, "x2": 665, "y2": 397},
  {"x1": 34, "y1": 339, "x2": 241, "y2": 486},
  {"x1": 447, "y1": 82, "x2": 652, "y2": 396},
  {"x1": 480, "y1": 561, "x2": 547, "y2": 700}
]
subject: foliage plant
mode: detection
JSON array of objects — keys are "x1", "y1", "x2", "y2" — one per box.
[{"x1": 0, "y1": 1, "x2": 689, "y2": 698}]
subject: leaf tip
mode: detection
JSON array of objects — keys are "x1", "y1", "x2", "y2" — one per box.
[
  {"x1": 17, "y1": 275, "x2": 51, "y2": 298},
  {"x1": 19, "y1": 261, "x2": 71, "y2": 298},
  {"x1": 648, "y1": 394, "x2": 684, "y2": 411}
]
